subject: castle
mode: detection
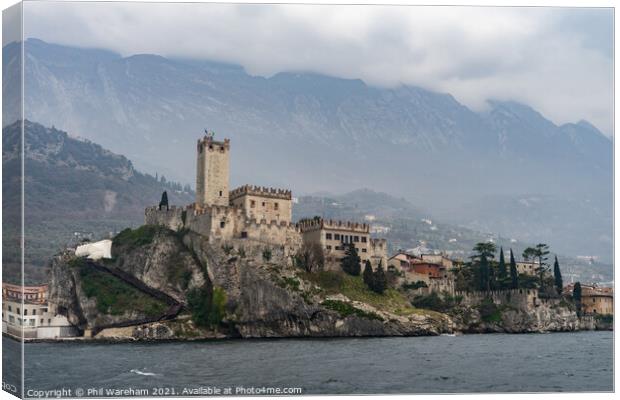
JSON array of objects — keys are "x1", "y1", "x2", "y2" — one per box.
[{"x1": 145, "y1": 134, "x2": 387, "y2": 267}]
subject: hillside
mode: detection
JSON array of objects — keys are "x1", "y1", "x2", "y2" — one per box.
[
  {"x1": 294, "y1": 190, "x2": 613, "y2": 283},
  {"x1": 2, "y1": 39, "x2": 612, "y2": 262},
  {"x1": 2, "y1": 120, "x2": 194, "y2": 283}
]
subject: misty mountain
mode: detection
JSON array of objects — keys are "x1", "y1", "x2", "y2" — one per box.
[
  {"x1": 3, "y1": 39, "x2": 612, "y2": 262},
  {"x1": 2, "y1": 120, "x2": 193, "y2": 283}
]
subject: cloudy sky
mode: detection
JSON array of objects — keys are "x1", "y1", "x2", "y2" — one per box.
[{"x1": 19, "y1": 2, "x2": 614, "y2": 136}]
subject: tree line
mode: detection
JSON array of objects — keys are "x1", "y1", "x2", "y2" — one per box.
[{"x1": 456, "y1": 242, "x2": 563, "y2": 295}]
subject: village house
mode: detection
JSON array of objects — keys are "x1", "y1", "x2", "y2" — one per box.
[
  {"x1": 564, "y1": 283, "x2": 614, "y2": 315},
  {"x1": 2, "y1": 283, "x2": 77, "y2": 339},
  {"x1": 388, "y1": 251, "x2": 453, "y2": 286},
  {"x1": 516, "y1": 260, "x2": 540, "y2": 276}
]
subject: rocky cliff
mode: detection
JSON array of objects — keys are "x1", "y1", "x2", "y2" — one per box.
[{"x1": 48, "y1": 226, "x2": 453, "y2": 340}]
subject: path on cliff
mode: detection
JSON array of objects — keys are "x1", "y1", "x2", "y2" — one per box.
[{"x1": 85, "y1": 260, "x2": 184, "y2": 336}]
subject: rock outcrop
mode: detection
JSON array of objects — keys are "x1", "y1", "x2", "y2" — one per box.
[{"x1": 48, "y1": 227, "x2": 453, "y2": 339}]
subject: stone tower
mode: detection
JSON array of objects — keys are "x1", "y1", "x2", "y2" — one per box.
[{"x1": 196, "y1": 135, "x2": 230, "y2": 208}]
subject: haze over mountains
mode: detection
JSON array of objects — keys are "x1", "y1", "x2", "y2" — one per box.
[{"x1": 2, "y1": 39, "x2": 612, "y2": 262}]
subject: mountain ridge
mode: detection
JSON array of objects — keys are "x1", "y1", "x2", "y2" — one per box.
[{"x1": 2, "y1": 38, "x2": 612, "y2": 262}]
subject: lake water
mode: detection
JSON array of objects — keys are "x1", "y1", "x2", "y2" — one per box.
[{"x1": 3, "y1": 331, "x2": 613, "y2": 396}]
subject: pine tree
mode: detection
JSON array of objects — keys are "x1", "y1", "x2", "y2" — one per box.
[
  {"x1": 573, "y1": 282, "x2": 582, "y2": 316},
  {"x1": 372, "y1": 261, "x2": 387, "y2": 294},
  {"x1": 341, "y1": 244, "x2": 361, "y2": 276},
  {"x1": 553, "y1": 256, "x2": 563, "y2": 295},
  {"x1": 509, "y1": 249, "x2": 519, "y2": 289},
  {"x1": 159, "y1": 191, "x2": 169, "y2": 210},
  {"x1": 363, "y1": 260, "x2": 374, "y2": 289}
]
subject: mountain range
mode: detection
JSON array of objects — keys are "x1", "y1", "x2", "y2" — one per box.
[{"x1": 2, "y1": 39, "x2": 613, "y2": 262}]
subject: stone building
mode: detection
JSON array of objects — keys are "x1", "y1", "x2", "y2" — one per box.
[
  {"x1": 230, "y1": 185, "x2": 293, "y2": 224},
  {"x1": 145, "y1": 134, "x2": 387, "y2": 266},
  {"x1": 2, "y1": 283, "x2": 77, "y2": 339},
  {"x1": 196, "y1": 136, "x2": 230, "y2": 208},
  {"x1": 516, "y1": 261, "x2": 540, "y2": 276},
  {"x1": 564, "y1": 284, "x2": 614, "y2": 316},
  {"x1": 146, "y1": 135, "x2": 297, "y2": 249},
  {"x1": 297, "y1": 218, "x2": 387, "y2": 268}
]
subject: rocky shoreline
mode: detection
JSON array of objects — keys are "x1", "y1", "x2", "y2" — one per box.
[{"x1": 43, "y1": 227, "x2": 610, "y2": 343}]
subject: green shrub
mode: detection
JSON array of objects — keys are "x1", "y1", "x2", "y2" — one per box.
[
  {"x1": 113, "y1": 225, "x2": 161, "y2": 249},
  {"x1": 477, "y1": 298, "x2": 502, "y2": 323},
  {"x1": 277, "y1": 277, "x2": 301, "y2": 291},
  {"x1": 321, "y1": 300, "x2": 382, "y2": 321},
  {"x1": 595, "y1": 314, "x2": 613, "y2": 323},
  {"x1": 402, "y1": 280, "x2": 428, "y2": 290},
  {"x1": 187, "y1": 286, "x2": 227, "y2": 328},
  {"x1": 262, "y1": 248, "x2": 272, "y2": 262}
]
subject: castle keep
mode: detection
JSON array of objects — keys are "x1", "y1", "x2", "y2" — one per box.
[{"x1": 145, "y1": 134, "x2": 387, "y2": 266}]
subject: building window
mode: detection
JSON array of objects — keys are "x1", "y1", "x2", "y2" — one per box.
[
  {"x1": 354, "y1": 236, "x2": 360, "y2": 242},
  {"x1": 326, "y1": 245, "x2": 332, "y2": 250},
  {"x1": 48, "y1": 319, "x2": 51, "y2": 325},
  {"x1": 209, "y1": 145, "x2": 213, "y2": 150},
  {"x1": 24, "y1": 309, "x2": 28, "y2": 316},
  {"x1": 29, "y1": 319, "x2": 35, "y2": 327},
  {"x1": 220, "y1": 221, "x2": 225, "y2": 228},
  {"x1": 334, "y1": 234, "x2": 341, "y2": 240},
  {"x1": 361, "y1": 237, "x2": 367, "y2": 243},
  {"x1": 274, "y1": 203, "x2": 279, "y2": 210},
  {"x1": 8, "y1": 306, "x2": 11, "y2": 312},
  {"x1": 361, "y1": 248, "x2": 367, "y2": 253},
  {"x1": 9, "y1": 316, "x2": 14, "y2": 324},
  {"x1": 32, "y1": 309, "x2": 36, "y2": 316},
  {"x1": 219, "y1": 190, "x2": 223, "y2": 197},
  {"x1": 250, "y1": 200, "x2": 256, "y2": 208},
  {"x1": 262, "y1": 202, "x2": 266, "y2": 207},
  {"x1": 326, "y1": 233, "x2": 332, "y2": 240},
  {"x1": 17, "y1": 308, "x2": 20, "y2": 315},
  {"x1": 40, "y1": 319, "x2": 43, "y2": 324}
]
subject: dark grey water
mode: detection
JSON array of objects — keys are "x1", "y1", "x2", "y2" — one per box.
[{"x1": 3, "y1": 331, "x2": 613, "y2": 396}]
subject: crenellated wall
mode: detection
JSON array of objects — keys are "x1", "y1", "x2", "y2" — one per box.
[
  {"x1": 453, "y1": 288, "x2": 555, "y2": 310},
  {"x1": 145, "y1": 206, "x2": 185, "y2": 231}
]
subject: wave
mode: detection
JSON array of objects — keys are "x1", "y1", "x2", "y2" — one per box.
[{"x1": 130, "y1": 369, "x2": 159, "y2": 376}]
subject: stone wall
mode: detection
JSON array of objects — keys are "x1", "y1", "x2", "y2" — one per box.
[
  {"x1": 145, "y1": 206, "x2": 185, "y2": 231},
  {"x1": 454, "y1": 288, "x2": 549, "y2": 310}
]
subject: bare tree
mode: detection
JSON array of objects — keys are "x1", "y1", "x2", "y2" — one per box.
[{"x1": 297, "y1": 242, "x2": 325, "y2": 273}]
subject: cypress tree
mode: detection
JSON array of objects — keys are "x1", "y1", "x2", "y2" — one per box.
[
  {"x1": 498, "y1": 247, "x2": 507, "y2": 284},
  {"x1": 372, "y1": 261, "x2": 387, "y2": 294},
  {"x1": 509, "y1": 249, "x2": 519, "y2": 289},
  {"x1": 341, "y1": 243, "x2": 361, "y2": 276},
  {"x1": 553, "y1": 256, "x2": 563, "y2": 295},
  {"x1": 573, "y1": 282, "x2": 582, "y2": 316},
  {"x1": 159, "y1": 191, "x2": 169, "y2": 210},
  {"x1": 363, "y1": 260, "x2": 374, "y2": 289}
]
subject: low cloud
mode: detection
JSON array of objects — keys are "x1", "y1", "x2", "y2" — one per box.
[{"x1": 22, "y1": 3, "x2": 613, "y2": 135}]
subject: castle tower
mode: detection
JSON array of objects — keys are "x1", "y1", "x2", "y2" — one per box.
[{"x1": 196, "y1": 135, "x2": 230, "y2": 208}]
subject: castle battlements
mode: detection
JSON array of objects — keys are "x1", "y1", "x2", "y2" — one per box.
[
  {"x1": 297, "y1": 217, "x2": 369, "y2": 233},
  {"x1": 145, "y1": 134, "x2": 385, "y2": 260},
  {"x1": 197, "y1": 135, "x2": 230, "y2": 151},
  {"x1": 230, "y1": 184, "x2": 292, "y2": 200}
]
